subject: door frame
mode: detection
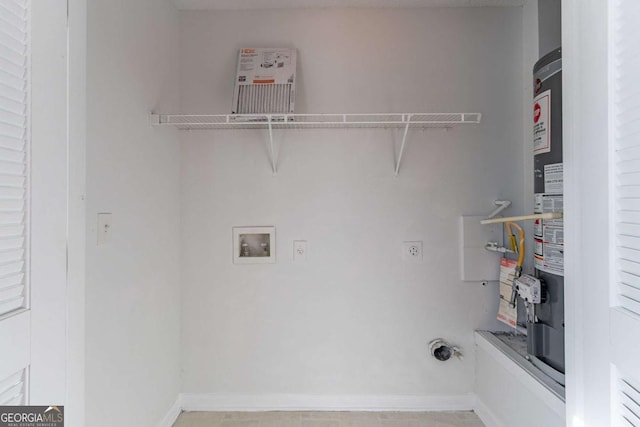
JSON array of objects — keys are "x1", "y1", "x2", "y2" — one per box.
[
  {"x1": 66, "y1": 0, "x2": 87, "y2": 425},
  {"x1": 562, "y1": 1, "x2": 612, "y2": 425}
]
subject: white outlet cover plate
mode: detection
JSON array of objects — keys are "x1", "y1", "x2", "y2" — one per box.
[
  {"x1": 403, "y1": 241, "x2": 423, "y2": 262},
  {"x1": 293, "y1": 240, "x2": 307, "y2": 263}
]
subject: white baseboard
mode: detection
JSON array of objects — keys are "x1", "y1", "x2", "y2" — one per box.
[
  {"x1": 157, "y1": 395, "x2": 182, "y2": 427},
  {"x1": 179, "y1": 393, "x2": 476, "y2": 413},
  {"x1": 473, "y1": 398, "x2": 503, "y2": 427}
]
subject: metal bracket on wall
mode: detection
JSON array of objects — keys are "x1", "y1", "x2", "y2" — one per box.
[
  {"x1": 394, "y1": 114, "x2": 412, "y2": 176},
  {"x1": 484, "y1": 200, "x2": 512, "y2": 220},
  {"x1": 267, "y1": 116, "x2": 277, "y2": 174}
]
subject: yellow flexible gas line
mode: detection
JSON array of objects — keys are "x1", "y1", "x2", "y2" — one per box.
[{"x1": 506, "y1": 221, "x2": 525, "y2": 270}]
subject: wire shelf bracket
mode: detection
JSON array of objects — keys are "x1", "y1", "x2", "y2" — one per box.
[
  {"x1": 267, "y1": 116, "x2": 277, "y2": 174},
  {"x1": 150, "y1": 112, "x2": 481, "y2": 175},
  {"x1": 394, "y1": 115, "x2": 412, "y2": 176}
]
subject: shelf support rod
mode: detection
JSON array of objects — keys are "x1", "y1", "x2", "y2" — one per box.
[
  {"x1": 480, "y1": 212, "x2": 563, "y2": 225},
  {"x1": 267, "y1": 116, "x2": 277, "y2": 174},
  {"x1": 485, "y1": 200, "x2": 512, "y2": 220},
  {"x1": 395, "y1": 114, "x2": 412, "y2": 176}
]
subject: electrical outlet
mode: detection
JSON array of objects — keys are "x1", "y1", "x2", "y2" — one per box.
[
  {"x1": 403, "y1": 241, "x2": 423, "y2": 262},
  {"x1": 293, "y1": 240, "x2": 307, "y2": 263}
]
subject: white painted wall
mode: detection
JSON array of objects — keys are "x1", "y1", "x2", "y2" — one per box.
[
  {"x1": 179, "y1": 7, "x2": 524, "y2": 402},
  {"x1": 85, "y1": 0, "x2": 182, "y2": 426}
]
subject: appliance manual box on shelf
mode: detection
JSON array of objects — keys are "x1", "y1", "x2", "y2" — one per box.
[{"x1": 232, "y1": 48, "x2": 297, "y2": 116}]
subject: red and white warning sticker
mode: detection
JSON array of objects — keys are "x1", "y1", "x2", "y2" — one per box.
[
  {"x1": 534, "y1": 219, "x2": 543, "y2": 238},
  {"x1": 534, "y1": 238, "x2": 544, "y2": 256},
  {"x1": 533, "y1": 90, "x2": 551, "y2": 154},
  {"x1": 533, "y1": 193, "x2": 565, "y2": 276}
]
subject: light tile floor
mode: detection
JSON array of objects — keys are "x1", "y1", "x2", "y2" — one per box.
[{"x1": 173, "y1": 411, "x2": 485, "y2": 427}]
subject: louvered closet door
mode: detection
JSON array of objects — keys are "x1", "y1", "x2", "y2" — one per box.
[
  {"x1": 613, "y1": 0, "x2": 640, "y2": 425},
  {"x1": 0, "y1": 0, "x2": 30, "y2": 405}
]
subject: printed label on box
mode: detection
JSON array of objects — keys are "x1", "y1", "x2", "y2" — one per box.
[{"x1": 497, "y1": 258, "x2": 518, "y2": 328}]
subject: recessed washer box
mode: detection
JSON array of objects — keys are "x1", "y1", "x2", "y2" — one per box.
[
  {"x1": 232, "y1": 48, "x2": 297, "y2": 115},
  {"x1": 232, "y1": 226, "x2": 276, "y2": 264}
]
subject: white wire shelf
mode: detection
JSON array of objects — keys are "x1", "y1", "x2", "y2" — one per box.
[
  {"x1": 150, "y1": 112, "x2": 482, "y2": 175},
  {"x1": 150, "y1": 113, "x2": 481, "y2": 130}
]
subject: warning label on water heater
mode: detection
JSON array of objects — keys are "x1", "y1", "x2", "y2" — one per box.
[
  {"x1": 533, "y1": 90, "x2": 551, "y2": 154},
  {"x1": 544, "y1": 163, "x2": 563, "y2": 194},
  {"x1": 533, "y1": 192, "x2": 564, "y2": 276}
]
